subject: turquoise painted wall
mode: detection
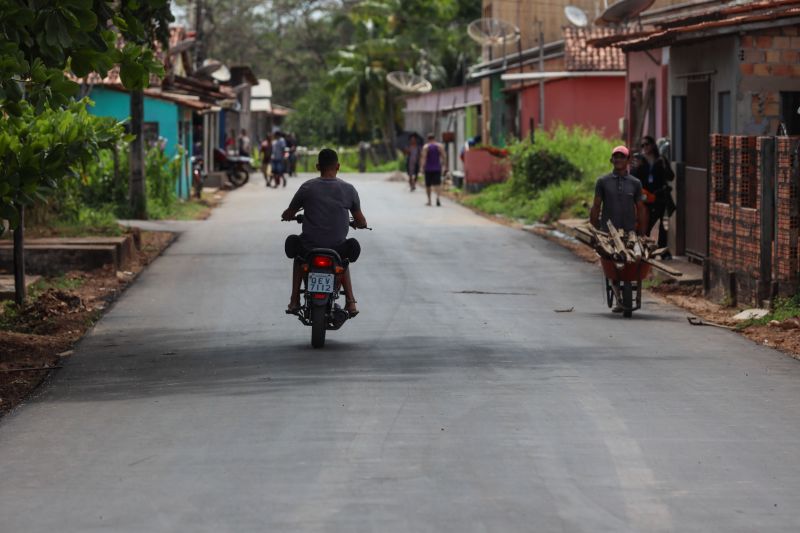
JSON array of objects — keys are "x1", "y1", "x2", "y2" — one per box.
[{"x1": 89, "y1": 87, "x2": 191, "y2": 198}]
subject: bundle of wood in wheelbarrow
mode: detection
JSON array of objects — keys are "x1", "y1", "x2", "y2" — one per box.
[{"x1": 573, "y1": 222, "x2": 682, "y2": 317}]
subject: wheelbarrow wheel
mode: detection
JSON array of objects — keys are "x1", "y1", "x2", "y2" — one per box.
[{"x1": 622, "y1": 282, "x2": 633, "y2": 318}]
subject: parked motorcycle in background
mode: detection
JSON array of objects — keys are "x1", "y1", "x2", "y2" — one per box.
[{"x1": 214, "y1": 148, "x2": 251, "y2": 188}]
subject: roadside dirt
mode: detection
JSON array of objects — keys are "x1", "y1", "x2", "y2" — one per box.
[{"x1": 0, "y1": 231, "x2": 175, "y2": 415}]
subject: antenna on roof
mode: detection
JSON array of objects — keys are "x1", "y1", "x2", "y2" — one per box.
[
  {"x1": 565, "y1": 6, "x2": 590, "y2": 28},
  {"x1": 466, "y1": 18, "x2": 520, "y2": 46},
  {"x1": 595, "y1": 0, "x2": 655, "y2": 26}
]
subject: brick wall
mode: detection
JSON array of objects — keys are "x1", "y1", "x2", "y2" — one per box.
[
  {"x1": 774, "y1": 137, "x2": 800, "y2": 293},
  {"x1": 708, "y1": 134, "x2": 800, "y2": 305},
  {"x1": 739, "y1": 26, "x2": 800, "y2": 135}
]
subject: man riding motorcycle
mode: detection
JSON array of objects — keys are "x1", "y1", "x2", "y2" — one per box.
[{"x1": 281, "y1": 148, "x2": 367, "y2": 316}]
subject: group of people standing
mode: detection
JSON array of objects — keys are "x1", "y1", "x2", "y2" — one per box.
[
  {"x1": 404, "y1": 133, "x2": 447, "y2": 207},
  {"x1": 258, "y1": 131, "x2": 298, "y2": 189}
]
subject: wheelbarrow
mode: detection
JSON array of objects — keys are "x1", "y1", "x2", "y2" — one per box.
[{"x1": 601, "y1": 258, "x2": 652, "y2": 318}]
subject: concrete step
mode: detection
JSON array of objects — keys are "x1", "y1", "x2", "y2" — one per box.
[
  {"x1": 0, "y1": 275, "x2": 41, "y2": 301},
  {"x1": 0, "y1": 235, "x2": 136, "y2": 275},
  {"x1": 0, "y1": 244, "x2": 120, "y2": 276}
]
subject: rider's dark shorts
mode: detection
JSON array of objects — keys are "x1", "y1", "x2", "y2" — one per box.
[
  {"x1": 424, "y1": 170, "x2": 442, "y2": 187},
  {"x1": 285, "y1": 235, "x2": 361, "y2": 263}
]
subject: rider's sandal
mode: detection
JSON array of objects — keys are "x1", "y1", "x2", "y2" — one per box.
[
  {"x1": 345, "y1": 300, "x2": 359, "y2": 318},
  {"x1": 285, "y1": 304, "x2": 301, "y2": 315}
]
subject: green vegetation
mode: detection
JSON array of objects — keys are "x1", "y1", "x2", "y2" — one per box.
[
  {"x1": 0, "y1": 0, "x2": 171, "y2": 235},
  {"x1": 336, "y1": 150, "x2": 405, "y2": 173},
  {"x1": 462, "y1": 125, "x2": 621, "y2": 224},
  {"x1": 737, "y1": 295, "x2": 800, "y2": 329},
  {"x1": 28, "y1": 275, "x2": 87, "y2": 299},
  {"x1": 26, "y1": 142, "x2": 193, "y2": 231},
  {"x1": 260, "y1": 0, "x2": 480, "y2": 145}
]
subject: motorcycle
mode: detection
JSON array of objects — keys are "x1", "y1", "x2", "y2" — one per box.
[
  {"x1": 284, "y1": 213, "x2": 371, "y2": 348},
  {"x1": 191, "y1": 155, "x2": 206, "y2": 199},
  {"x1": 213, "y1": 148, "x2": 251, "y2": 188}
]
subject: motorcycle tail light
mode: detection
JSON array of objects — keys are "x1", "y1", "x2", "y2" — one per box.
[
  {"x1": 312, "y1": 293, "x2": 327, "y2": 299},
  {"x1": 312, "y1": 255, "x2": 333, "y2": 268}
]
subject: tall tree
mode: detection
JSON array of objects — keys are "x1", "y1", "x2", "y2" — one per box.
[
  {"x1": 115, "y1": 0, "x2": 174, "y2": 219},
  {"x1": 0, "y1": 0, "x2": 169, "y2": 301}
]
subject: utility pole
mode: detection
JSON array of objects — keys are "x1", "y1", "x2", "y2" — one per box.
[
  {"x1": 12, "y1": 206, "x2": 25, "y2": 305},
  {"x1": 194, "y1": 0, "x2": 205, "y2": 69},
  {"x1": 537, "y1": 19, "x2": 545, "y2": 131}
]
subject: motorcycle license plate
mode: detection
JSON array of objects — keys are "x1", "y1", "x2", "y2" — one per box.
[{"x1": 308, "y1": 272, "x2": 334, "y2": 293}]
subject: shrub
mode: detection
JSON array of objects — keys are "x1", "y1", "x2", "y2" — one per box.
[
  {"x1": 507, "y1": 141, "x2": 580, "y2": 197},
  {"x1": 463, "y1": 124, "x2": 621, "y2": 224}
]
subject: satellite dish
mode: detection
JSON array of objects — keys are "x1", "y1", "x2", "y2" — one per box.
[
  {"x1": 467, "y1": 18, "x2": 520, "y2": 46},
  {"x1": 386, "y1": 72, "x2": 432, "y2": 94},
  {"x1": 211, "y1": 64, "x2": 231, "y2": 83},
  {"x1": 168, "y1": 39, "x2": 196, "y2": 55},
  {"x1": 565, "y1": 6, "x2": 589, "y2": 28},
  {"x1": 195, "y1": 59, "x2": 222, "y2": 76},
  {"x1": 596, "y1": 0, "x2": 656, "y2": 25},
  {"x1": 196, "y1": 59, "x2": 231, "y2": 82}
]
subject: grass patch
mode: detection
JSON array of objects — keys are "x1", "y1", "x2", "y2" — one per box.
[
  {"x1": 737, "y1": 295, "x2": 800, "y2": 329},
  {"x1": 463, "y1": 178, "x2": 592, "y2": 224},
  {"x1": 27, "y1": 275, "x2": 87, "y2": 300},
  {"x1": 147, "y1": 198, "x2": 210, "y2": 221}
]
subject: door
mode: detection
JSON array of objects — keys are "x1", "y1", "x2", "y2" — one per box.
[{"x1": 685, "y1": 79, "x2": 711, "y2": 259}]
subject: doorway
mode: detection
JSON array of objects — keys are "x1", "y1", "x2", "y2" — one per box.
[{"x1": 685, "y1": 79, "x2": 711, "y2": 259}]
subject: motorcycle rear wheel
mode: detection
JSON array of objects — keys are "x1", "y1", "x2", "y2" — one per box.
[
  {"x1": 310, "y1": 306, "x2": 327, "y2": 348},
  {"x1": 229, "y1": 169, "x2": 249, "y2": 188}
]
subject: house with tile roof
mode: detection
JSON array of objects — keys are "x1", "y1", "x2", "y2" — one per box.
[{"x1": 592, "y1": 0, "x2": 800, "y2": 304}]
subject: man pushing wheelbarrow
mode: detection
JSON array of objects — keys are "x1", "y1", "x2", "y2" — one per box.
[{"x1": 589, "y1": 145, "x2": 650, "y2": 317}]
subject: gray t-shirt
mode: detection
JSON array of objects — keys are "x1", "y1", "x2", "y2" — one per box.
[
  {"x1": 289, "y1": 177, "x2": 361, "y2": 248},
  {"x1": 594, "y1": 172, "x2": 643, "y2": 232}
]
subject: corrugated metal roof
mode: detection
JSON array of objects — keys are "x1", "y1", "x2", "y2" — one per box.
[{"x1": 403, "y1": 85, "x2": 481, "y2": 113}]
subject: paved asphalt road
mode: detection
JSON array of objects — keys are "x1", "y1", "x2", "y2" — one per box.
[{"x1": 3, "y1": 173, "x2": 800, "y2": 532}]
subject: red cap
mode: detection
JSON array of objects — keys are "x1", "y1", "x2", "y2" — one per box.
[{"x1": 611, "y1": 145, "x2": 629, "y2": 157}]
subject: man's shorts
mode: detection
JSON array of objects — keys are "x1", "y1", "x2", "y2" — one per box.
[
  {"x1": 424, "y1": 170, "x2": 442, "y2": 187},
  {"x1": 285, "y1": 235, "x2": 361, "y2": 263},
  {"x1": 271, "y1": 159, "x2": 285, "y2": 175}
]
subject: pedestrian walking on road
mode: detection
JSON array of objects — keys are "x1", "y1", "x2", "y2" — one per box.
[
  {"x1": 271, "y1": 132, "x2": 287, "y2": 188},
  {"x1": 633, "y1": 135, "x2": 675, "y2": 258},
  {"x1": 590, "y1": 145, "x2": 649, "y2": 312},
  {"x1": 238, "y1": 129, "x2": 251, "y2": 157},
  {"x1": 259, "y1": 136, "x2": 272, "y2": 187},
  {"x1": 405, "y1": 134, "x2": 421, "y2": 192},
  {"x1": 420, "y1": 132, "x2": 447, "y2": 206}
]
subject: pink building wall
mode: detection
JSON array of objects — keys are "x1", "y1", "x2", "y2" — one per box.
[
  {"x1": 625, "y1": 50, "x2": 669, "y2": 145},
  {"x1": 518, "y1": 76, "x2": 625, "y2": 139}
]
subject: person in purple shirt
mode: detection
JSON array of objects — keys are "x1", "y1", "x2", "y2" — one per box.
[{"x1": 419, "y1": 132, "x2": 447, "y2": 206}]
